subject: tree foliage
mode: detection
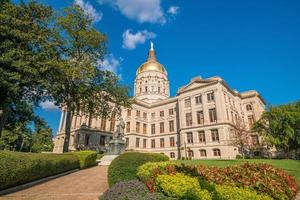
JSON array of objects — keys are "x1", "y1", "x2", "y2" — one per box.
[
  {"x1": 50, "y1": 5, "x2": 130, "y2": 152},
  {"x1": 253, "y1": 101, "x2": 300, "y2": 158},
  {"x1": 0, "y1": 0, "x2": 59, "y2": 135}
]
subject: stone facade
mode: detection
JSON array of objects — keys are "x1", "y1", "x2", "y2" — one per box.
[{"x1": 53, "y1": 43, "x2": 266, "y2": 159}]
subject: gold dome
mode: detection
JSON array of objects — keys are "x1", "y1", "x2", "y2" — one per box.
[
  {"x1": 137, "y1": 60, "x2": 166, "y2": 74},
  {"x1": 136, "y1": 42, "x2": 167, "y2": 75}
]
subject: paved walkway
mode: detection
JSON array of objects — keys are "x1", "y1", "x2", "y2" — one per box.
[{"x1": 0, "y1": 166, "x2": 108, "y2": 200}]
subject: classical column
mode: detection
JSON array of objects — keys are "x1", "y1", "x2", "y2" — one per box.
[{"x1": 58, "y1": 110, "x2": 64, "y2": 132}]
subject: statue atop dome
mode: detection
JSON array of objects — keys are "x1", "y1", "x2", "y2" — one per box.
[{"x1": 150, "y1": 41, "x2": 154, "y2": 51}]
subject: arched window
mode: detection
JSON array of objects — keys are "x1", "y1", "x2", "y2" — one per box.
[
  {"x1": 213, "y1": 149, "x2": 221, "y2": 157},
  {"x1": 246, "y1": 104, "x2": 252, "y2": 111},
  {"x1": 170, "y1": 152, "x2": 175, "y2": 158},
  {"x1": 200, "y1": 149, "x2": 207, "y2": 157},
  {"x1": 145, "y1": 86, "x2": 148, "y2": 92}
]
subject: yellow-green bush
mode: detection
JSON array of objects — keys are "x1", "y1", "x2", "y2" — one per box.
[
  {"x1": 156, "y1": 173, "x2": 211, "y2": 200},
  {"x1": 137, "y1": 162, "x2": 176, "y2": 182},
  {"x1": 0, "y1": 150, "x2": 79, "y2": 190},
  {"x1": 69, "y1": 151, "x2": 97, "y2": 169},
  {"x1": 214, "y1": 185, "x2": 272, "y2": 200}
]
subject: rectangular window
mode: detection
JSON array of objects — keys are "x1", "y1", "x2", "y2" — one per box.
[
  {"x1": 200, "y1": 149, "x2": 207, "y2": 157},
  {"x1": 207, "y1": 92, "x2": 215, "y2": 102},
  {"x1": 186, "y1": 112, "x2": 192, "y2": 126},
  {"x1": 211, "y1": 129, "x2": 219, "y2": 142},
  {"x1": 198, "y1": 131, "x2": 206, "y2": 143},
  {"x1": 169, "y1": 120, "x2": 174, "y2": 132},
  {"x1": 160, "y1": 111, "x2": 164, "y2": 117},
  {"x1": 143, "y1": 112, "x2": 147, "y2": 119},
  {"x1": 197, "y1": 111, "x2": 204, "y2": 125},
  {"x1": 187, "y1": 132, "x2": 193, "y2": 144},
  {"x1": 160, "y1": 138, "x2": 165, "y2": 148},
  {"x1": 160, "y1": 122, "x2": 164, "y2": 133},
  {"x1": 143, "y1": 123, "x2": 147, "y2": 134},
  {"x1": 170, "y1": 137, "x2": 175, "y2": 147},
  {"x1": 169, "y1": 108, "x2": 174, "y2": 115},
  {"x1": 100, "y1": 135, "x2": 105, "y2": 145},
  {"x1": 151, "y1": 139, "x2": 155, "y2": 148},
  {"x1": 151, "y1": 124, "x2": 155, "y2": 135},
  {"x1": 101, "y1": 118, "x2": 106, "y2": 130},
  {"x1": 151, "y1": 112, "x2": 155, "y2": 119},
  {"x1": 143, "y1": 139, "x2": 147, "y2": 148},
  {"x1": 136, "y1": 122, "x2": 140, "y2": 133},
  {"x1": 224, "y1": 93, "x2": 227, "y2": 103},
  {"x1": 126, "y1": 138, "x2": 129, "y2": 148},
  {"x1": 126, "y1": 122, "x2": 130, "y2": 133},
  {"x1": 127, "y1": 109, "x2": 131, "y2": 117},
  {"x1": 226, "y1": 109, "x2": 229, "y2": 120},
  {"x1": 136, "y1": 138, "x2": 140, "y2": 148},
  {"x1": 248, "y1": 115, "x2": 255, "y2": 127},
  {"x1": 170, "y1": 152, "x2": 175, "y2": 158},
  {"x1": 195, "y1": 95, "x2": 202, "y2": 104},
  {"x1": 251, "y1": 135, "x2": 259, "y2": 145},
  {"x1": 209, "y1": 108, "x2": 217, "y2": 122},
  {"x1": 184, "y1": 97, "x2": 191, "y2": 107},
  {"x1": 110, "y1": 118, "x2": 115, "y2": 132},
  {"x1": 136, "y1": 110, "x2": 140, "y2": 117}
]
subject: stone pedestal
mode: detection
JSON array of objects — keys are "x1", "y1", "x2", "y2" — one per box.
[{"x1": 106, "y1": 139, "x2": 126, "y2": 155}]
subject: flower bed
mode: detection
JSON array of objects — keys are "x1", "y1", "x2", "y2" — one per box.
[{"x1": 136, "y1": 161, "x2": 296, "y2": 200}]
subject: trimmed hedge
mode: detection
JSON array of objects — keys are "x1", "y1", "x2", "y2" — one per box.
[
  {"x1": 108, "y1": 152, "x2": 169, "y2": 186},
  {"x1": 69, "y1": 151, "x2": 97, "y2": 169},
  {"x1": 0, "y1": 150, "x2": 79, "y2": 190}
]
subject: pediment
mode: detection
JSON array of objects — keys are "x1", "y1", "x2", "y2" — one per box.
[{"x1": 177, "y1": 78, "x2": 217, "y2": 94}]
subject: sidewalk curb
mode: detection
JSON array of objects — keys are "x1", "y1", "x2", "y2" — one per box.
[{"x1": 0, "y1": 169, "x2": 79, "y2": 196}]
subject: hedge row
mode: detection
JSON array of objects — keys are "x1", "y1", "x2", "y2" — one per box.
[
  {"x1": 68, "y1": 151, "x2": 97, "y2": 169},
  {"x1": 0, "y1": 151, "x2": 80, "y2": 190},
  {"x1": 108, "y1": 152, "x2": 169, "y2": 186}
]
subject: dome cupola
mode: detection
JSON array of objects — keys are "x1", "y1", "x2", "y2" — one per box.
[
  {"x1": 134, "y1": 42, "x2": 170, "y2": 103},
  {"x1": 136, "y1": 42, "x2": 167, "y2": 75}
]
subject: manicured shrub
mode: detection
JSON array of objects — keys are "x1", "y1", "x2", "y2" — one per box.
[
  {"x1": 0, "y1": 150, "x2": 79, "y2": 190},
  {"x1": 235, "y1": 154, "x2": 243, "y2": 159},
  {"x1": 213, "y1": 185, "x2": 272, "y2": 200},
  {"x1": 108, "y1": 152, "x2": 169, "y2": 186},
  {"x1": 156, "y1": 173, "x2": 211, "y2": 200},
  {"x1": 100, "y1": 179, "x2": 172, "y2": 200},
  {"x1": 137, "y1": 162, "x2": 176, "y2": 182},
  {"x1": 69, "y1": 151, "x2": 97, "y2": 169},
  {"x1": 194, "y1": 163, "x2": 297, "y2": 200}
]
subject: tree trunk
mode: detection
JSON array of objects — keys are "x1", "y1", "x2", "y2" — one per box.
[
  {"x1": 63, "y1": 109, "x2": 72, "y2": 152},
  {"x1": 0, "y1": 109, "x2": 5, "y2": 138}
]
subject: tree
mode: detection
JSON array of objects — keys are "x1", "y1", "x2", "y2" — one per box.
[
  {"x1": 51, "y1": 5, "x2": 130, "y2": 152},
  {"x1": 31, "y1": 118, "x2": 53, "y2": 152},
  {"x1": 0, "y1": 1, "x2": 59, "y2": 136},
  {"x1": 253, "y1": 101, "x2": 300, "y2": 158},
  {"x1": 230, "y1": 116, "x2": 252, "y2": 159}
]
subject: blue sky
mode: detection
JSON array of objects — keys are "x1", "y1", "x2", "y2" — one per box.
[{"x1": 33, "y1": 0, "x2": 300, "y2": 135}]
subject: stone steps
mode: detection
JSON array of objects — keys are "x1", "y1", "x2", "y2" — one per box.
[{"x1": 98, "y1": 155, "x2": 119, "y2": 166}]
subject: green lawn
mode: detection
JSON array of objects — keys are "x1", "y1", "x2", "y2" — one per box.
[{"x1": 175, "y1": 159, "x2": 300, "y2": 187}]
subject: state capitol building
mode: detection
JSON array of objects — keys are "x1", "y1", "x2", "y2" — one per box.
[{"x1": 53, "y1": 43, "x2": 266, "y2": 159}]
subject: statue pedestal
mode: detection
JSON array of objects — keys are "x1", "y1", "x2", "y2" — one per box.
[{"x1": 106, "y1": 139, "x2": 125, "y2": 155}]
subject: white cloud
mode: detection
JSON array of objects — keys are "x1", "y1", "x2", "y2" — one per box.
[
  {"x1": 40, "y1": 100, "x2": 59, "y2": 111},
  {"x1": 122, "y1": 29, "x2": 156, "y2": 50},
  {"x1": 98, "y1": 0, "x2": 166, "y2": 24},
  {"x1": 74, "y1": 0, "x2": 103, "y2": 23},
  {"x1": 98, "y1": 54, "x2": 123, "y2": 76},
  {"x1": 168, "y1": 6, "x2": 180, "y2": 15}
]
